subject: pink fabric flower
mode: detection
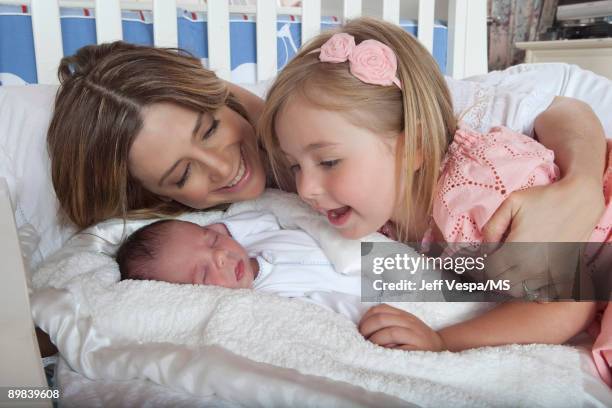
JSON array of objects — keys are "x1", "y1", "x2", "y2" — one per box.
[
  {"x1": 348, "y1": 39, "x2": 399, "y2": 87},
  {"x1": 319, "y1": 33, "x2": 355, "y2": 63},
  {"x1": 317, "y1": 33, "x2": 401, "y2": 88}
]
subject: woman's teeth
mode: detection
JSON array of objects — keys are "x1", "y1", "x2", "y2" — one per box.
[{"x1": 227, "y1": 155, "x2": 246, "y2": 188}]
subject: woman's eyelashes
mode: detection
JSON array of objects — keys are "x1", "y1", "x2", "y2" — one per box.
[
  {"x1": 174, "y1": 118, "x2": 220, "y2": 188},
  {"x1": 176, "y1": 163, "x2": 191, "y2": 188},
  {"x1": 203, "y1": 119, "x2": 219, "y2": 140}
]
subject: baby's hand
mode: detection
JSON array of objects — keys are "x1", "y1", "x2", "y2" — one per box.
[{"x1": 358, "y1": 304, "x2": 445, "y2": 352}]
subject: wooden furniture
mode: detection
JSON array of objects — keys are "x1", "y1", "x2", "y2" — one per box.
[{"x1": 516, "y1": 38, "x2": 612, "y2": 80}]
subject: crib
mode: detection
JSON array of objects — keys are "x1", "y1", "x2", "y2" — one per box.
[
  {"x1": 0, "y1": 0, "x2": 494, "y2": 404},
  {"x1": 0, "y1": 0, "x2": 488, "y2": 86}
]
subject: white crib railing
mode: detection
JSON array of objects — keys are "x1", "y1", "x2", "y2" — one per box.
[{"x1": 3, "y1": 0, "x2": 487, "y2": 84}]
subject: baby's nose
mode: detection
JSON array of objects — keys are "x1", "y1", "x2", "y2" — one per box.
[{"x1": 213, "y1": 249, "x2": 227, "y2": 267}]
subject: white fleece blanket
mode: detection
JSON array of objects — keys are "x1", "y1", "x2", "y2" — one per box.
[{"x1": 31, "y1": 190, "x2": 585, "y2": 407}]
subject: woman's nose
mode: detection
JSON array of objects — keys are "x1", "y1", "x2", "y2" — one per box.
[{"x1": 196, "y1": 148, "x2": 234, "y2": 185}]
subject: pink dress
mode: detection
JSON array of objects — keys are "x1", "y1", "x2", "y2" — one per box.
[{"x1": 429, "y1": 125, "x2": 612, "y2": 386}]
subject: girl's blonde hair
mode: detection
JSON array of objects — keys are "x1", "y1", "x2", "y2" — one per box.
[
  {"x1": 47, "y1": 41, "x2": 247, "y2": 229},
  {"x1": 259, "y1": 17, "x2": 456, "y2": 242}
]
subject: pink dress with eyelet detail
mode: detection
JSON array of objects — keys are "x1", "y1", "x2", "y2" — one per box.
[
  {"x1": 431, "y1": 125, "x2": 560, "y2": 244},
  {"x1": 427, "y1": 124, "x2": 612, "y2": 386}
]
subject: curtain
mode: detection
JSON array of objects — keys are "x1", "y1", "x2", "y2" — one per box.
[{"x1": 488, "y1": 0, "x2": 558, "y2": 70}]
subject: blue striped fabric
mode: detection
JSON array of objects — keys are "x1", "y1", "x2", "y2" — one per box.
[{"x1": 0, "y1": 5, "x2": 447, "y2": 85}]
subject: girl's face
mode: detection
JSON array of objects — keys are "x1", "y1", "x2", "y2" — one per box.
[
  {"x1": 129, "y1": 102, "x2": 266, "y2": 209},
  {"x1": 276, "y1": 98, "x2": 398, "y2": 239}
]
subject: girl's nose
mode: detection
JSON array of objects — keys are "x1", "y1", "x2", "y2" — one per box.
[{"x1": 296, "y1": 170, "x2": 324, "y2": 202}]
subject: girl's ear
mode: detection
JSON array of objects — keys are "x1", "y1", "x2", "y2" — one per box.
[
  {"x1": 413, "y1": 148, "x2": 424, "y2": 172},
  {"x1": 395, "y1": 128, "x2": 424, "y2": 172},
  {"x1": 413, "y1": 122, "x2": 424, "y2": 171}
]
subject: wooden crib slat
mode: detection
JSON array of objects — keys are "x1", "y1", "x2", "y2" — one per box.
[
  {"x1": 382, "y1": 0, "x2": 400, "y2": 25},
  {"x1": 447, "y1": 0, "x2": 467, "y2": 79},
  {"x1": 256, "y1": 0, "x2": 277, "y2": 82},
  {"x1": 95, "y1": 0, "x2": 123, "y2": 44},
  {"x1": 464, "y1": 0, "x2": 488, "y2": 77},
  {"x1": 448, "y1": 0, "x2": 487, "y2": 78},
  {"x1": 207, "y1": 0, "x2": 231, "y2": 80},
  {"x1": 301, "y1": 0, "x2": 320, "y2": 45},
  {"x1": 417, "y1": 0, "x2": 434, "y2": 53},
  {"x1": 30, "y1": 0, "x2": 63, "y2": 85},
  {"x1": 343, "y1": 0, "x2": 361, "y2": 20},
  {"x1": 153, "y1": 0, "x2": 178, "y2": 47}
]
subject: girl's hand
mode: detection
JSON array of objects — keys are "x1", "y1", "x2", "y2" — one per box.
[{"x1": 358, "y1": 304, "x2": 445, "y2": 351}]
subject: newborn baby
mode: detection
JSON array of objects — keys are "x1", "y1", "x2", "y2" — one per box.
[{"x1": 116, "y1": 210, "x2": 368, "y2": 322}]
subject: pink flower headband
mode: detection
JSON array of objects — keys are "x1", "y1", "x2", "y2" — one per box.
[{"x1": 317, "y1": 33, "x2": 402, "y2": 89}]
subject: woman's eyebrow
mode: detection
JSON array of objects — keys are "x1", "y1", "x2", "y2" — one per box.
[
  {"x1": 192, "y1": 112, "x2": 205, "y2": 138},
  {"x1": 157, "y1": 112, "x2": 205, "y2": 187}
]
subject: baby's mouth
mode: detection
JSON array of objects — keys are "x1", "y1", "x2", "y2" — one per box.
[{"x1": 235, "y1": 259, "x2": 245, "y2": 282}]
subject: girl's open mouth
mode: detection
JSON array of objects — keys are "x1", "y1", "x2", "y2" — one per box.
[{"x1": 327, "y1": 206, "x2": 351, "y2": 226}]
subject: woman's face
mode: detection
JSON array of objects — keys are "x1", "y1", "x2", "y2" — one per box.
[{"x1": 129, "y1": 102, "x2": 266, "y2": 209}]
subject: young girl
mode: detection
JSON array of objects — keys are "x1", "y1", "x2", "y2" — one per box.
[{"x1": 258, "y1": 17, "x2": 610, "y2": 381}]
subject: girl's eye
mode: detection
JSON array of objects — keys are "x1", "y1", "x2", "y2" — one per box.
[
  {"x1": 176, "y1": 163, "x2": 191, "y2": 188},
  {"x1": 202, "y1": 119, "x2": 219, "y2": 140},
  {"x1": 320, "y1": 159, "x2": 340, "y2": 168},
  {"x1": 289, "y1": 164, "x2": 301, "y2": 173}
]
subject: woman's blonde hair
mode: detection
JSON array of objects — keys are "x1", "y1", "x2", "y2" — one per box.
[
  {"x1": 48, "y1": 41, "x2": 247, "y2": 229},
  {"x1": 259, "y1": 17, "x2": 456, "y2": 242}
]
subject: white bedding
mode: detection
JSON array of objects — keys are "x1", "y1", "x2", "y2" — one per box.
[
  {"x1": 53, "y1": 346, "x2": 611, "y2": 408},
  {"x1": 31, "y1": 190, "x2": 612, "y2": 407},
  {"x1": 3, "y1": 64, "x2": 609, "y2": 405}
]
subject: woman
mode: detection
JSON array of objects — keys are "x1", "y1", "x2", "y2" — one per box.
[{"x1": 47, "y1": 41, "x2": 607, "y2": 246}]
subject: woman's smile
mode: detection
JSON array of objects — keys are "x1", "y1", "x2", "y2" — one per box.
[{"x1": 213, "y1": 146, "x2": 250, "y2": 193}]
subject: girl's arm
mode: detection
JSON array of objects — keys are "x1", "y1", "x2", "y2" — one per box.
[
  {"x1": 483, "y1": 96, "x2": 606, "y2": 243},
  {"x1": 437, "y1": 301, "x2": 596, "y2": 351},
  {"x1": 359, "y1": 301, "x2": 596, "y2": 352},
  {"x1": 226, "y1": 82, "x2": 265, "y2": 128}
]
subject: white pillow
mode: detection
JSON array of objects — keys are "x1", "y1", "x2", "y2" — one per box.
[{"x1": 0, "y1": 85, "x2": 76, "y2": 270}]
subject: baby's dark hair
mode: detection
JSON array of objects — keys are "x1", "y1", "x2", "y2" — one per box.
[{"x1": 116, "y1": 219, "x2": 176, "y2": 280}]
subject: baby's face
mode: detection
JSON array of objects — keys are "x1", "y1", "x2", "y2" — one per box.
[{"x1": 152, "y1": 221, "x2": 256, "y2": 289}]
